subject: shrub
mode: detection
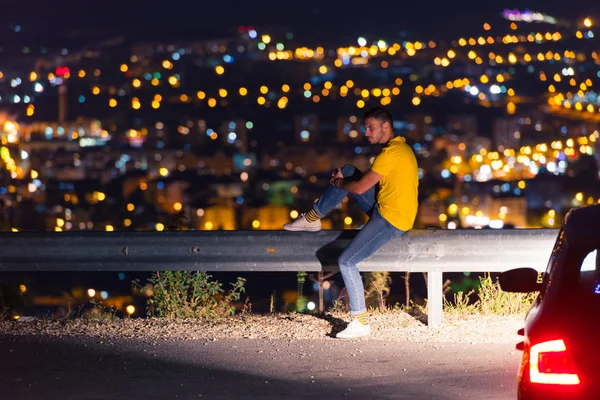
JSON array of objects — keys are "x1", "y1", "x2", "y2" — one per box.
[
  {"x1": 145, "y1": 271, "x2": 246, "y2": 319},
  {"x1": 476, "y1": 273, "x2": 537, "y2": 315},
  {"x1": 444, "y1": 273, "x2": 537, "y2": 315},
  {"x1": 365, "y1": 272, "x2": 392, "y2": 309}
]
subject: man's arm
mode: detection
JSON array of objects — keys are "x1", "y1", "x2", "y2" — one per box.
[{"x1": 335, "y1": 170, "x2": 383, "y2": 194}]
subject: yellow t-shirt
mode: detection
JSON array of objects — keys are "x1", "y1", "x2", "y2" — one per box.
[{"x1": 370, "y1": 136, "x2": 419, "y2": 231}]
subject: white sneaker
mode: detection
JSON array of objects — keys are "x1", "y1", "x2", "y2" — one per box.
[
  {"x1": 336, "y1": 319, "x2": 371, "y2": 339},
  {"x1": 283, "y1": 214, "x2": 321, "y2": 232}
]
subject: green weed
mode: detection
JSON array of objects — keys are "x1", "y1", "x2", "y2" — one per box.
[
  {"x1": 444, "y1": 273, "x2": 537, "y2": 315},
  {"x1": 145, "y1": 271, "x2": 246, "y2": 319}
]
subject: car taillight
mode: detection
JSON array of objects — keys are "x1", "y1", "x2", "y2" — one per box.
[{"x1": 529, "y1": 339, "x2": 580, "y2": 385}]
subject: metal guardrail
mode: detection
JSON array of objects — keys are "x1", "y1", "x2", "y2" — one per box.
[{"x1": 0, "y1": 229, "x2": 560, "y2": 327}]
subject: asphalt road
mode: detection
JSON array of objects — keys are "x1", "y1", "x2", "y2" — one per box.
[{"x1": 0, "y1": 335, "x2": 520, "y2": 399}]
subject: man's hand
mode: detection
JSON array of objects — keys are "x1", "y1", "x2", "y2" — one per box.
[{"x1": 330, "y1": 166, "x2": 344, "y2": 185}]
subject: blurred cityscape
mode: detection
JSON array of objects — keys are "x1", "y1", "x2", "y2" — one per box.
[{"x1": 1, "y1": 8, "x2": 600, "y2": 316}]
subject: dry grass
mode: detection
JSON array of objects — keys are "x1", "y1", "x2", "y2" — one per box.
[
  {"x1": 0, "y1": 307, "x2": 9, "y2": 321},
  {"x1": 444, "y1": 273, "x2": 537, "y2": 315}
]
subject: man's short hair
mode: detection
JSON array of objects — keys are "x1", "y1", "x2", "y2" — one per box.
[{"x1": 363, "y1": 106, "x2": 393, "y2": 127}]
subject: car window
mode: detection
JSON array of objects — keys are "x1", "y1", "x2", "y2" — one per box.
[
  {"x1": 558, "y1": 245, "x2": 600, "y2": 302},
  {"x1": 581, "y1": 249, "x2": 597, "y2": 271},
  {"x1": 579, "y1": 249, "x2": 599, "y2": 293}
]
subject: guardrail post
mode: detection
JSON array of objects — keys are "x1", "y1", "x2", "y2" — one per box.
[{"x1": 427, "y1": 271, "x2": 443, "y2": 328}]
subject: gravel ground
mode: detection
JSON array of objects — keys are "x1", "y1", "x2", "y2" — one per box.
[{"x1": 0, "y1": 311, "x2": 524, "y2": 344}]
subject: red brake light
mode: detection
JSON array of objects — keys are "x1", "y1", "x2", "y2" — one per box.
[{"x1": 529, "y1": 339, "x2": 580, "y2": 385}]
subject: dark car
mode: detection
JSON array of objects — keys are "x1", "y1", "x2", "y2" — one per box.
[{"x1": 499, "y1": 205, "x2": 600, "y2": 400}]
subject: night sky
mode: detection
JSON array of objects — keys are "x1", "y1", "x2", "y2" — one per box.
[{"x1": 2, "y1": 0, "x2": 599, "y2": 46}]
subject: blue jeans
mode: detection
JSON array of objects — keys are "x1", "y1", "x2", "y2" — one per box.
[{"x1": 313, "y1": 164, "x2": 406, "y2": 315}]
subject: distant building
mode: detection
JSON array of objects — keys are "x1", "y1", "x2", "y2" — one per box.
[
  {"x1": 263, "y1": 146, "x2": 335, "y2": 175},
  {"x1": 448, "y1": 114, "x2": 477, "y2": 139},
  {"x1": 406, "y1": 113, "x2": 432, "y2": 142},
  {"x1": 336, "y1": 115, "x2": 363, "y2": 143},
  {"x1": 219, "y1": 119, "x2": 248, "y2": 152},
  {"x1": 416, "y1": 198, "x2": 445, "y2": 228},
  {"x1": 197, "y1": 205, "x2": 236, "y2": 230},
  {"x1": 470, "y1": 136, "x2": 493, "y2": 156},
  {"x1": 294, "y1": 114, "x2": 319, "y2": 143},
  {"x1": 20, "y1": 118, "x2": 104, "y2": 142},
  {"x1": 493, "y1": 117, "x2": 521, "y2": 150},
  {"x1": 482, "y1": 195, "x2": 528, "y2": 228}
]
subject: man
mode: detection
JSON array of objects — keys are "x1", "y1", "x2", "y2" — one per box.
[{"x1": 284, "y1": 106, "x2": 419, "y2": 338}]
